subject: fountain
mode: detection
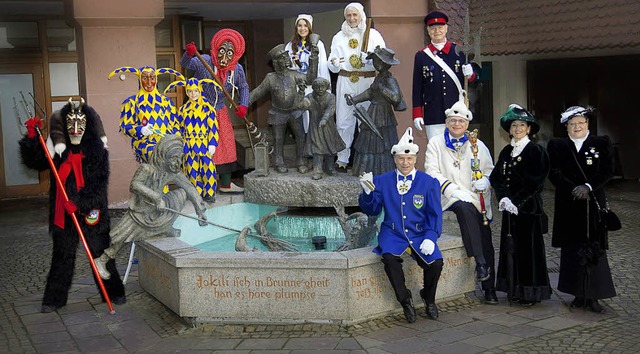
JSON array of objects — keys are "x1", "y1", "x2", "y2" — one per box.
[{"x1": 134, "y1": 172, "x2": 475, "y2": 325}]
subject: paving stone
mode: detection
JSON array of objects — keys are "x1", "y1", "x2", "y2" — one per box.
[
  {"x1": 235, "y1": 338, "x2": 288, "y2": 350},
  {"x1": 75, "y1": 335, "x2": 123, "y2": 353},
  {"x1": 284, "y1": 337, "x2": 342, "y2": 350},
  {"x1": 460, "y1": 331, "x2": 523, "y2": 348}
]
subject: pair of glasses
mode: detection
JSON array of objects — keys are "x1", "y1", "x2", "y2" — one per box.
[
  {"x1": 447, "y1": 118, "x2": 467, "y2": 125},
  {"x1": 568, "y1": 121, "x2": 587, "y2": 128}
]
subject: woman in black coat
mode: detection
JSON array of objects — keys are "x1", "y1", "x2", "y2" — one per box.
[
  {"x1": 547, "y1": 106, "x2": 616, "y2": 313},
  {"x1": 490, "y1": 104, "x2": 551, "y2": 305}
]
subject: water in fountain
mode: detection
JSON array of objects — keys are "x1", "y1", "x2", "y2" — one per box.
[{"x1": 174, "y1": 203, "x2": 378, "y2": 252}]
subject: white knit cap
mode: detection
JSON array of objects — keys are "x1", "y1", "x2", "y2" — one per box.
[
  {"x1": 445, "y1": 100, "x2": 473, "y2": 121},
  {"x1": 296, "y1": 14, "x2": 313, "y2": 29},
  {"x1": 344, "y1": 2, "x2": 366, "y2": 20},
  {"x1": 391, "y1": 127, "x2": 419, "y2": 155}
]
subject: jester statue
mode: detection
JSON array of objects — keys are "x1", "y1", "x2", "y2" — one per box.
[
  {"x1": 19, "y1": 99, "x2": 126, "y2": 313},
  {"x1": 108, "y1": 66, "x2": 184, "y2": 162},
  {"x1": 181, "y1": 29, "x2": 249, "y2": 193},
  {"x1": 248, "y1": 42, "x2": 319, "y2": 173},
  {"x1": 94, "y1": 134, "x2": 208, "y2": 280},
  {"x1": 165, "y1": 77, "x2": 221, "y2": 202}
]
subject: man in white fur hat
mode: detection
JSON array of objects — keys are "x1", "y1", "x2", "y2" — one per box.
[
  {"x1": 328, "y1": 2, "x2": 386, "y2": 171},
  {"x1": 425, "y1": 100, "x2": 498, "y2": 304},
  {"x1": 359, "y1": 127, "x2": 443, "y2": 323}
]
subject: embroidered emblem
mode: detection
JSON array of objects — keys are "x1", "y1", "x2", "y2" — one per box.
[
  {"x1": 586, "y1": 157, "x2": 593, "y2": 165},
  {"x1": 85, "y1": 209, "x2": 100, "y2": 226},
  {"x1": 348, "y1": 38, "x2": 359, "y2": 48},
  {"x1": 413, "y1": 195, "x2": 424, "y2": 209},
  {"x1": 349, "y1": 54, "x2": 364, "y2": 69}
]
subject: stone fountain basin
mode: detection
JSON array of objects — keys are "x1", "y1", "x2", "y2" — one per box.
[{"x1": 136, "y1": 227, "x2": 474, "y2": 325}]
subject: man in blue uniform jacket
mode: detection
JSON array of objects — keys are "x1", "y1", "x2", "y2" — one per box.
[
  {"x1": 412, "y1": 11, "x2": 476, "y2": 140},
  {"x1": 359, "y1": 127, "x2": 443, "y2": 323}
]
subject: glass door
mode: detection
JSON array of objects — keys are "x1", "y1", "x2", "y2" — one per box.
[{"x1": 0, "y1": 63, "x2": 47, "y2": 198}]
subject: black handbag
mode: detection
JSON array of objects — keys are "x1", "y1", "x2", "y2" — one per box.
[
  {"x1": 569, "y1": 147, "x2": 621, "y2": 232},
  {"x1": 599, "y1": 205, "x2": 622, "y2": 231}
]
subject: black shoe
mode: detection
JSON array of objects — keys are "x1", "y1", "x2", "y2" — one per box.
[
  {"x1": 426, "y1": 303, "x2": 439, "y2": 320},
  {"x1": 476, "y1": 263, "x2": 490, "y2": 282},
  {"x1": 511, "y1": 298, "x2": 534, "y2": 306},
  {"x1": 401, "y1": 299, "x2": 417, "y2": 323},
  {"x1": 570, "y1": 297, "x2": 585, "y2": 308},
  {"x1": 484, "y1": 289, "x2": 498, "y2": 305},
  {"x1": 587, "y1": 299, "x2": 605, "y2": 314},
  {"x1": 41, "y1": 304, "x2": 58, "y2": 313},
  {"x1": 112, "y1": 296, "x2": 127, "y2": 305}
]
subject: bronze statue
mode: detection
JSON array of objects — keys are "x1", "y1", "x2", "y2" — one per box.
[
  {"x1": 300, "y1": 77, "x2": 346, "y2": 180},
  {"x1": 346, "y1": 46, "x2": 405, "y2": 176},
  {"x1": 93, "y1": 134, "x2": 208, "y2": 279},
  {"x1": 249, "y1": 38, "x2": 320, "y2": 173}
]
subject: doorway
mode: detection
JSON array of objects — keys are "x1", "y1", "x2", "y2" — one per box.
[{"x1": 0, "y1": 63, "x2": 48, "y2": 198}]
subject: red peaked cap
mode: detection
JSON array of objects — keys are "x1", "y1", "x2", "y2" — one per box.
[{"x1": 210, "y1": 28, "x2": 245, "y2": 72}]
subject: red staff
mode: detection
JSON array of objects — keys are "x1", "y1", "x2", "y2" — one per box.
[{"x1": 24, "y1": 115, "x2": 115, "y2": 314}]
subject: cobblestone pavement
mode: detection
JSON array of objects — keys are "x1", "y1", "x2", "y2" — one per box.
[{"x1": 0, "y1": 179, "x2": 639, "y2": 353}]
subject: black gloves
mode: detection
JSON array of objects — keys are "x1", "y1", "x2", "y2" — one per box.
[{"x1": 572, "y1": 184, "x2": 591, "y2": 200}]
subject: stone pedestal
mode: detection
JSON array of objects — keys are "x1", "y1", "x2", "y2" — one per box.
[{"x1": 244, "y1": 170, "x2": 361, "y2": 207}]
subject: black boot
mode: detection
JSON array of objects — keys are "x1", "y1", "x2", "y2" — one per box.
[
  {"x1": 419, "y1": 289, "x2": 439, "y2": 319},
  {"x1": 570, "y1": 296, "x2": 585, "y2": 308},
  {"x1": 587, "y1": 299, "x2": 605, "y2": 314},
  {"x1": 476, "y1": 263, "x2": 490, "y2": 282},
  {"x1": 484, "y1": 288, "x2": 498, "y2": 305},
  {"x1": 401, "y1": 298, "x2": 417, "y2": 323}
]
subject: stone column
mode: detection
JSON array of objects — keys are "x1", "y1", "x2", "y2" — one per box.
[
  {"x1": 70, "y1": 0, "x2": 164, "y2": 204},
  {"x1": 368, "y1": 0, "x2": 428, "y2": 166}
]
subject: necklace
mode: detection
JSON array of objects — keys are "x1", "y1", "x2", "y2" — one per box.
[{"x1": 452, "y1": 145, "x2": 463, "y2": 169}]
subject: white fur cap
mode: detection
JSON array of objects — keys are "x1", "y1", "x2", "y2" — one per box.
[
  {"x1": 391, "y1": 127, "x2": 419, "y2": 155},
  {"x1": 445, "y1": 100, "x2": 473, "y2": 121},
  {"x1": 296, "y1": 14, "x2": 313, "y2": 28}
]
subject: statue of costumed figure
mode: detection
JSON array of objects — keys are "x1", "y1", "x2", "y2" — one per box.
[
  {"x1": 248, "y1": 43, "x2": 319, "y2": 173},
  {"x1": 94, "y1": 134, "x2": 208, "y2": 279},
  {"x1": 181, "y1": 29, "x2": 249, "y2": 193},
  {"x1": 19, "y1": 99, "x2": 126, "y2": 313},
  {"x1": 108, "y1": 66, "x2": 184, "y2": 163},
  {"x1": 164, "y1": 77, "x2": 221, "y2": 203}
]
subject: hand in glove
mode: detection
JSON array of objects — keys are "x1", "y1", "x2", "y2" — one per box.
[
  {"x1": 64, "y1": 200, "x2": 78, "y2": 215},
  {"x1": 25, "y1": 116, "x2": 43, "y2": 138},
  {"x1": 499, "y1": 197, "x2": 519, "y2": 215},
  {"x1": 140, "y1": 125, "x2": 153, "y2": 136},
  {"x1": 208, "y1": 145, "x2": 216, "y2": 156},
  {"x1": 234, "y1": 105, "x2": 248, "y2": 118},
  {"x1": 451, "y1": 190, "x2": 473, "y2": 203},
  {"x1": 359, "y1": 172, "x2": 375, "y2": 195},
  {"x1": 472, "y1": 176, "x2": 490, "y2": 192},
  {"x1": 572, "y1": 184, "x2": 591, "y2": 200},
  {"x1": 185, "y1": 42, "x2": 198, "y2": 58},
  {"x1": 462, "y1": 63, "x2": 474, "y2": 78},
  {"x1": 413, "y1": 117, "x2": 424, "y2": 131},
  {"x1": 54, "y1": 143, "x2": 67, "y2": 157},
  {"x1": 420, "y1": 239, "x2": 435, "y2": 256}
]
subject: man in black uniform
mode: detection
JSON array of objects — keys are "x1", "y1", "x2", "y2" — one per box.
[{"x1": 412, "y1": 11, "x2": 476, "y2": 140}]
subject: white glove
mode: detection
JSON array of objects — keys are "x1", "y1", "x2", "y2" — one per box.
[
  {"x1": 462, "y1": 64, "x2": 473, "y2": 78},
  {"x1": 359, "y1": 172, "x2": 375, "y2": 195},
  {"x1": 472, "y1": 176, "x2": 490, "y2": 192},
  {"x1": 208, "y1": 145, "x2": 216, "y2": 156},
  {"x1": 499, "y1": 197, "x2": 519, "y2": 215},
  {"x1": 413, "y1": 117, "x2": 424, "y2": 131},
  {"x1": 54, "y1": 143, "x2": 66, "y2": 157},
  {"x1": 141, "y1": 125, "x2": 153, "y2": 136},
  {"x1": 420, "y1": 239, "x2": 435, "y2": 256},
  {"x1": 100, "y1": 136, "x2": 109, "y2": 149},
  {"x1": 451, "y1": 190, "x2": 473, "y2": 203}
]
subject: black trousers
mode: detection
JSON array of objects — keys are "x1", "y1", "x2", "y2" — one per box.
[
  {"x1": 449, "y1": 201, "x2": 496, "y2": 290},
  {"x1": 382, "y1": 253, "x2": 443, "y2": 305}
]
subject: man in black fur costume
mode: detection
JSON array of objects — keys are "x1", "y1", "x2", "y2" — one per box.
[{"x1": 19, "y1": 98, "x2": 126, "y2": 313}]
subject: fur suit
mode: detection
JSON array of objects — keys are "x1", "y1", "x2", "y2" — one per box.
[{"x1": 19, "y1": 102, "x2": 125, "y2": 312}]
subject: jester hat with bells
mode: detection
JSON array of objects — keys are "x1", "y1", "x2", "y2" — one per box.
[
  {"x1": 108, "y1": 66, "x2": 185, "y2": 94},
  {"x1": 164, "y1": 77, "x2": 222, "y2": 104}
]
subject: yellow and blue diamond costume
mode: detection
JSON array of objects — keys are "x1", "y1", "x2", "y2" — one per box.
[
  {"x1": 165, "y1": 78, "x2": 221, "y2": 200},
  {"x1": 108, "y1": 66, "x2": 184, "y2": 162}
]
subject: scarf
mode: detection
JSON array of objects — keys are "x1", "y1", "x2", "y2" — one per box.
[
  {"x1": 54, "y1": 151, "x2": 85, "y2": 229},
  {"x1": 510, "y1": 136, "x2": 530, "y2": 157}
]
